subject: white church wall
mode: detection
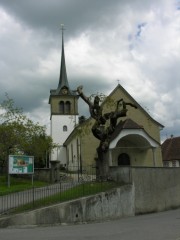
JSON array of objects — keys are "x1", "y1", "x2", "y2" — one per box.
[
  {"x1": 50, "y1": 115, "x2": 79, "y2": 164},
  {"x1": 67, "y1": 136, "x2": 81, "y2": 171}
]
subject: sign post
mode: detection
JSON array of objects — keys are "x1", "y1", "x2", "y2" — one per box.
[{"x1": 8, "y1": 155, "x2": 34, "y2": 187}]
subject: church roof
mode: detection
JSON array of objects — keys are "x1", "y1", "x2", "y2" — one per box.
[
  {"x1": 109, "y1": 118, "x2": 160, "y2": 149},
  {"x1": 57, "y1": 29, "x2": 69, "y2": 91},
  {"x1": 162, "y1": 136, "x2": 180, "y2": 161},
  {"x1": 107, "y1": 84, "x2": 164, "y2": 129}
]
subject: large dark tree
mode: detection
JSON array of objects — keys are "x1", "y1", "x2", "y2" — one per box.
[{"x1": 76, "y1": 86, "x2": 137, "y2": 179}]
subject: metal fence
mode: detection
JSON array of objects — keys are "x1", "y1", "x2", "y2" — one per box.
[
  {"x1": 0, "y1": 181, "x2": 77, "y2": 215},
  {"x1": 0, "y1": 169, "x2": 116, "y2": 215}
]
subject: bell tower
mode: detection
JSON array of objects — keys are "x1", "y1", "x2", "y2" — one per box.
[{"x1": 49, "y1": 25, "x2": 79, "y2": 166}]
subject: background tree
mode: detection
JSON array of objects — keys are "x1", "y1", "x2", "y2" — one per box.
[{"x1": 0, "y1": 94, "x2": 55, "y2": 172}]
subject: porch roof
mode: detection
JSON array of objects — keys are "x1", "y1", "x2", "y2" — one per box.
[{"x1": 109, "y1": 118, "x2": 160, "y2": 149}]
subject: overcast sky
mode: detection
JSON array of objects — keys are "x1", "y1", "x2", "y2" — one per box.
[{"x1": 0, "y1": 0, "x2": 180, "y2": 142}]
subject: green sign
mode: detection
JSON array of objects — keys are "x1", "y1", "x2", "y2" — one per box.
[{"x1": 9, "y1": 155, "x2": 34, "y2": 174}]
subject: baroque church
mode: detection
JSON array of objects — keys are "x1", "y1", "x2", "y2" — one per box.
[{"x1": 49, "y1": 30, "x2": 164, "y2": 171}]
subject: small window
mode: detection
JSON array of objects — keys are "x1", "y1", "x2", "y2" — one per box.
[
  {"x1": 71, "y1": 144, "x2": 73, "y2": 163},
  {"x1": 63, "y1": 125, "x2": 67, "y2": 131},
  {"x1": 59, "y1": 101, "x2": 64, "y2": 113},
  {"x1": 65, "y1": 101, "x2": 71, "y2": 114}
]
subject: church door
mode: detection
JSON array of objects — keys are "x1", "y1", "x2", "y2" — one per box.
[{"x1": 118, "y1": 153, "x2": 130, "y2": 166}]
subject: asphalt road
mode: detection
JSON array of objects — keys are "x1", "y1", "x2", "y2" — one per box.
[{"x1": 1, "y1": 209, "x2": 180, "y2": 240}]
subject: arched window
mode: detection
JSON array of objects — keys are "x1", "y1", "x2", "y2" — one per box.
[
  {"x1": 118, "y1": 153, "x2": 130, "y2": 166},
  {"x1": 63, "y1": 125, "x2": 67, "y2": 132},
  {"x1": 71, "y1": 144, "x2": 73, "y2": 163},
  {"x1": 65, "y1": 101, "x2": 71, "y2": 114},
  {"x1": 59, "y1": 101, "x2": 64, "y2": 113}
]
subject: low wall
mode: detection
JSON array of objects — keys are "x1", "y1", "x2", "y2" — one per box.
[
  {"x1": 110, "y1": 167, "x2": 180, "y2": 214},
  {"x1": 110, "y1": 166, "x2": 132, "y2": 184},
  {"x1": 2, "y1": 167, "x2": 180, "y2": 227},
  {"x1": 34, "y1": 168, "x2": 51, "y2": 182},
  {"x1": 131, "y1": 167, "x2": 180, "y2": 214},
  {"x1": 0, "y1": 184, "x2": 134, "y2": 228}
]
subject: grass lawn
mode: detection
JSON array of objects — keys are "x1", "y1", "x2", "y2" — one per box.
[
  {"x1": 0, "y1": 175, "x2": 47, "y2": 195},
  {"x1": 10, "y1": 181, "x2": 120, "y2": 214}
]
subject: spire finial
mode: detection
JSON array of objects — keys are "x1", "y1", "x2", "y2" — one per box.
[{"x1": 60, "y1": 24, "x2": 65, "y2": 37}]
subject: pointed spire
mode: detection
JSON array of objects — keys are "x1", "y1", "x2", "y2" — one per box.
[{"x1": 57, "y1": 24, "x2": 70, "y2": 91}]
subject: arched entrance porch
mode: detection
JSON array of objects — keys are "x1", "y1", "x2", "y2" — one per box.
[{"x1": 109, "y1": 129, "x2": 160, "y2": 167}]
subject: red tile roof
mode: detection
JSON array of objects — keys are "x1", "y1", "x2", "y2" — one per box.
[{"x1": 162, "y1": 137, "x2": 180, "y2": 161}]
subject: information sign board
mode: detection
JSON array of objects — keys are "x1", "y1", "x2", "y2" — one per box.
[{"x1": 9, "y1": 155, "x2": 34, "y2": 174}]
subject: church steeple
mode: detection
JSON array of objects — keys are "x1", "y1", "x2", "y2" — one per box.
[
  {"x1": 49, "y1": 25, "x2": 78, "y2": 113},
  {"x1": 49, "y1": 24, "x2": 75, "y2": 97},
  {"x1": 49, "y1": 25, "x2": 79, "y2": 168},
  {"x1": 57, "y1": 24, "x2": 70, "y2": 91}
]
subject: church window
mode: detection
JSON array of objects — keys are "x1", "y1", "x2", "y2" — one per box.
[
  {"x1": 67, "y1": 148, "x2": 69, "y2": 165},
  {"x1": 65, "y1": 101, "x2": 71, "y2": 114},
  {"x1": 59, "y1": 101, "x2": 64, "y2": 113},
  {"x1": 63, "y1": 125, "x2": 68, "y2": 131},
  {"x1": 71, "y1": 144, "x2": 73, "y2": 163}
]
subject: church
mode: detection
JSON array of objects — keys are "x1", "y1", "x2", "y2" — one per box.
[{"x1": 49, "y1": 30, "x2": 164, "y2": 172}]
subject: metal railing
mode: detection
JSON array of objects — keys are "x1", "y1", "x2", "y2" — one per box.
[
  {"x1": 0, "y1": 168, "x2": 116, "y2": 215},
  {"x1": 0, "y1": 181, "x2": 77, "y2": 215}
]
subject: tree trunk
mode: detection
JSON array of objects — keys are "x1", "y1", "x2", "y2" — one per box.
[{"x1": 96, "y1": 148, "x2": 109, "y2": 180}]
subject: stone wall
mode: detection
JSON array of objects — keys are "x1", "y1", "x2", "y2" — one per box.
[{"x1": 34, "y1": 168, "x2": 51, "y2": 182}]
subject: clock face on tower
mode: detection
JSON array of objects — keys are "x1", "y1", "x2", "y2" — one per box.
[{"x1": 61, "y1": 88, "x2": 68, "y2": 95}]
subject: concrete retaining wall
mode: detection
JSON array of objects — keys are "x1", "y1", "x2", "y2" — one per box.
[
  {"x1": 110, "y1": 166, "x2": 132, "y2": 184},
  {"x1": 1, "y1": 167, "x2": 180, "y2": 228},
  {"x1": 0, "y1": 184, "x2": 134, "y2": 228},
  {"x1": 131, "y1": 167, "x2": 180, "y2": 214},
  {"x1": 110, "y1": 167, "x2": 180, "y2": 214}
]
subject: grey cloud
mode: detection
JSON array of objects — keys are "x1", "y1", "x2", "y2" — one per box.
[
  {"x1": 0, "y1": 0, "x2": 161, "y2": 38},
  {"x1": 0, "y1": 0, "x2": 179, "y2": 141},
  {"x1": 0, "y1": 0, "x2": 124, "y2": 37}
]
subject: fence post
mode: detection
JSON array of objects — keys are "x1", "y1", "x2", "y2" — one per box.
[
  {"x1": 59, "y1": 182, "x2": 61, "y2": 201},
  {"x1": 32, "y1": 185, "x2": 35, "y2": 208},
  {"x1": 82, "y1": 182, "x2": 85, "y2": 196}
]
